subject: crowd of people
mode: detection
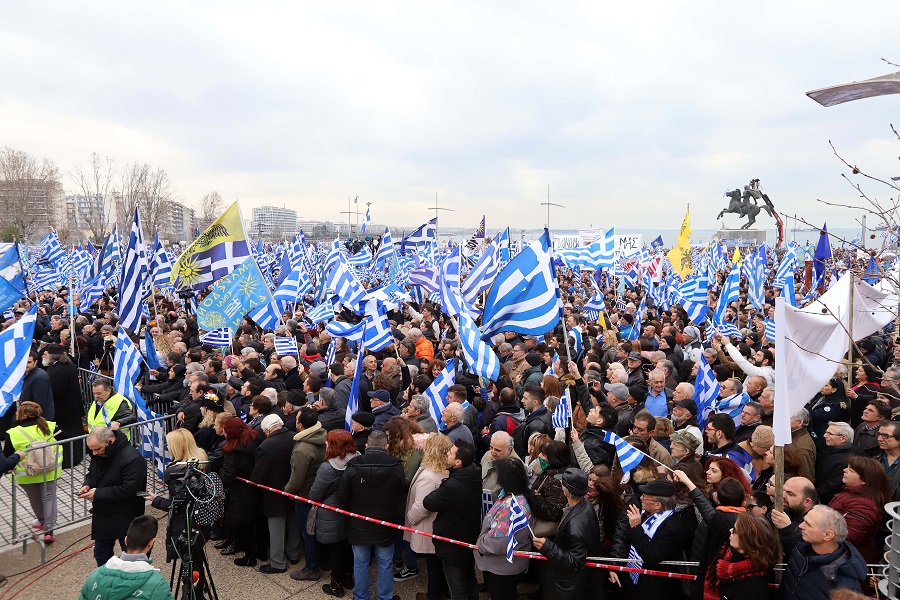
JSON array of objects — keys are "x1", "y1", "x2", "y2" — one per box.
[{"x1": 3, "y1": 257, "x2": 900, "y2": 600}]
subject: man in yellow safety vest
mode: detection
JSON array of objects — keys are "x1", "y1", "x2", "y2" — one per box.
[{"x1": 86, "y1": 379, "x2": 137, "y2": 440}]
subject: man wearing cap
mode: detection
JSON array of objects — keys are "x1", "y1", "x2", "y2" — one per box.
[
  {"x1": 624, "y1": 352, "x2": 646, "y2": 389},
  {"x1": 671, "y1": 394, "x2": 703, "y2": 455},
  {"x1": 532, "y1": 467, "x2": 602, "y2": 600},
  {"x1": 618, "y1": 479, "x2": 694, "y2": 596},
  {"x1": 350, "y1": 412, "x2": 375, "y2": 454},
  {"x1": 735, "y1": 425, "x2": 775, "y2": 483},
  {"x1": 605, "y1": 383, "x2": 635, "y2": 438},
  {"x1": 369, "y1": 389, "x2": 400, "y2": 431},
  {"x1": 680, "y1": 326, "x2": 703, "y2": 363},
  {"x1": 251, "y1": 414, "x2": 302, "y2": 574}
]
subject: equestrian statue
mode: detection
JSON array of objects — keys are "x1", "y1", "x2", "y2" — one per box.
[{"x1": 717, "y1": 179, "x2": 786, "y2": 247}]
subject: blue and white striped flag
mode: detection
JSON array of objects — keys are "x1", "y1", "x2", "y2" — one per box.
[
  {"x1": 480, "y1": 229, "x2": 562, "y2": 341},
  {"x1": 246, "y1": 300, "x2": 283, "y2": 330},
  {"x1": 677, "y1": 295, "x2": 710, "y2": 325},
  {"x1": 764, "y1": 317, "x2": 775, "y2": 342},
  {"x1": 712, "y1": 262, "x2": 741, "y2": 324},
  {"x1": 199, "y1": 327, "x2": 233, "y2": 347},
  {"x1": 344, "y1": 325, "x2": 367, "y2": 431},
  {"x1": 326, "y1": 319, "x2": 367, "y2": 341},
  {"x1": 401, "y1": 218, "x2": 437, "y2": 255},
  {"x1": 272, "y1": 265, "x2": 314, "y2": 310},
  {"x1": 715, "y1": 319, "x2": 742, "y2": 339},
  {"x1": 326, "y1": 260, "x2": 370, "y2": 312},
  {"x1": 118, "y1": 209, "x2": 149, "y2": 333},
  {"x1": 694, "y1": 353, "x2": 720, "y2": 430},
  {"x1": 360, "y1": 207, "x2": 371, "y2": 234},
  {"x1": 424, "y1": 359, "x2": 456, "y2": 429},
  {"x1": 678, "y1": 275, "x2": 708, "y2": 305},
  {"x1": 603, "y1": 429, "x2": 645, "y2": 473},
  {"x1": 374, "y1": 227, "x2": 394, "y2": 269},
  {"x1": 308, "y1": 301, "x2": 336, "y2": 324},
  {"x1": 149, "y1": 231, "x2": 173, "y2": 288},
  {"x1": 461, "y1": 241, "x2": 500, "y2": 306},
  {"x1": 552, "y1": 388, "x2": 572, "y2": 429},
  {"x1": 348, "y1": 245, "x2": 373, "y2": 267},
  {"x1": 506, "y1": 495, "x2": 530, "y2": 563},
  {"x1": 38, "y1": 231, "x2": 66, "y2": 267},
  {"x1": 409, "y1": 257, "x2": 440, "y2": 293},
  {"x1": 0, "y1": 305, "x2": 37, "y2": 417},
  {"x1": 715, "y1": 391, "x2": 750, "y2": 427},
  {"x1": 456, "y1": 309, "x2": 500, "y2": 382},
  {"x1": 438, "y1": 246, "x2": 477, "y2": 319},
  {"x1": 363, "y1": 303, "x2": 395, "y2": 352},
  {"x1": 274, "y1": 336, "x2": 298, "y2": 356},
  {"x1": 79, "y1": 273, "x2": 107, "y2": 312}
]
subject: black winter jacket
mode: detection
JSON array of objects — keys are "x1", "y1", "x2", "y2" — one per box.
[
  {"x1": 778, "y1": 541, "x2": 866, "y2": 600},
  {"x1": 537, "y1": 498, "x2": 603, "y2": 600},
  {"x1": 82, "y1": 431, "x2": 147, "y2": 540},
  {"x1": 336, "y1": 447, "x2": 405, "y2": 546},
  {"x1": 220, "y1": 440, "x2": 260, "y2": 526},
  {"x1": 423, "y1": 464, "x2": 482, "y2": 566},
  {"x1": 250, "y1": 427, "x2": 296, "y2": 517}
]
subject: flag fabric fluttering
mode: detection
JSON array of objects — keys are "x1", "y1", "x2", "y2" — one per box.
[
  {"x1": 199, "y1": 327, "x2": 233, "y2": 347},
  {"x1": 602, "y1": 429, "x2": 645, "y2": 473},
  {"x1": 171, "y1": 202, "x2": 251, "y2": 290},
  {"x1": 552, "y1": 388, "x2": 572, "y2": 429},
  {"x1": 461, "y1": 241, "x2": 500, "y2": 306},
  {"x1": 423, "y1": 359, "x2": 456, "y2": 429},
  {"x1": 360, "y1": 207, "x2": 371, "y2": 234},
  {"x1": 307, "y1": 301, "x2": 336, "y2": 324},
  {"x1": 118, "y1": 209, "x2": 150, "y2": 333},
  {"x1": 374, "y1": 227, "x2": 394, "y2": 269},
  {"x1": 196, "y1": 256, "x2": 273, "y2": 334},
  {"x1": 0, "y1": 305, "x2": 38, "y2": 417},
  {"x1": 344, "y1": 325, "x2": 368, "y2": 431},
  {"x1": 667, "y1": 207, "x2": 692, "y2": 278},
  {"x1": 480, "y1": 229, "x2": 562, "y2": 341},
  {"x1": 274, "y1": 336, "x2": 299, "y2": 356},
  {"x1": 456, "y1": 309, "x2": 501, "y2": 382},
  {"x1": 506, "y1": 495, "x2": 530, "y2": 563},
  {"x1": 401, "y1": 218, "x2": 437, "y2": 255},
  {"x1": 693, "y1": 353, "x2": 721, "y2": 429}
]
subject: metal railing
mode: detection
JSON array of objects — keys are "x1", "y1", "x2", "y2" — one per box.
[
  {"x1": 5, "y1": 414, "x2": 175, "y2": 562},
  {"x1": 883, "y1": 501, "x2": 900, "y2": 599}
]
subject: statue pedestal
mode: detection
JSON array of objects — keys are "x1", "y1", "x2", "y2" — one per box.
[{"x1": 717, "y1": 229, "x2": 766, "y2": 246}]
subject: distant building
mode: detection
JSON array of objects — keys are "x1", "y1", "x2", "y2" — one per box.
[
  {"x1": 298, "y1": 220, "x2": 349, "y2": 240},
  {"x1": 0, "y1": 179, "x2": 60, "y2": 240},
  {"x1": 162, "y1": 200, "x2": 196, "y2": 243},
  {"x1": 252, "y1": 206, "x2": 298, "y2": 239}
]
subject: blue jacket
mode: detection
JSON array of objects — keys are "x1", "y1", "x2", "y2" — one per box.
[{"x1": 778, "y1": 540, "x2": 866, "y2": 600}]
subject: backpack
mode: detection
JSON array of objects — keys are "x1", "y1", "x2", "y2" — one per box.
[
  {"x1": 511, "y1": 422, "x2": 529, "y2": 459},
  {"x1": 19, "y1": 429, "x2": 59, "y2": 476},
  {"x1": 191, "y1": 471, "x2": 226, "y2": 526}
]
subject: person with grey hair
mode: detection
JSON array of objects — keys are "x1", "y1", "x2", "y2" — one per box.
[
  {"x1": 405, "y1": 394, "x2": 438, "y2": 433},
  {"x1": 734, "y1": 401, "x2": 764, "y2": 443},
  {"x1": 779, "y1": 505, "x2": 866, "y2": 598},
  {"x1": 481, "y1": 431, "x2": 522, "y2": 501},
  {"x1": 440, "y1": 402, "x2": 473, "y2": 446},
  {"x1": 815, "y1": 422, "x2": 854, "y2": 505},
  {"x1": 250, "y1": 413, "x2": 301, "y2": 574},
  {"x1": 790, "y1": 408, "x2": 817, "y2": 482},
  {"x1": 280, "y1": 355, "x2": 302, "y2": 391},
  {"x1": 313, "y1": 387, "x2": 344, "y2": 431}
]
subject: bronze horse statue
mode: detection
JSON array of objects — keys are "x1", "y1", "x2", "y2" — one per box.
[{"x1": 718, "y1": 189, "x2": 760, "y2": 229}]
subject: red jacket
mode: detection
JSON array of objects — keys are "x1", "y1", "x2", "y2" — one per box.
[{"x1": 828, "y1": 486, "x2": 884, "y2": 563}]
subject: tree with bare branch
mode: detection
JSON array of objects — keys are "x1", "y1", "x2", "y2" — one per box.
[
  {"x1": 0, "y1": 146, "x2": 62, "y2": 242},
  {"x1": 197, "y1": 191, "x2": 224, "y2": 231},
  {"x1": 69, "y1": 152, "x2": 116, "y2": 244},
  {"x1": 118, "y1": 162, "x2": 175, "y2": 236}
]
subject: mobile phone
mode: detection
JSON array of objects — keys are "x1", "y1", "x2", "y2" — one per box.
[{"x1": 137, "y1": 491, "x2": 150, "y2": 497}]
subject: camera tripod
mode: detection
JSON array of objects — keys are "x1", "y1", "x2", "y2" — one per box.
[{"x1": 169, "y1": 524, "x2": 218, "y2": 600}]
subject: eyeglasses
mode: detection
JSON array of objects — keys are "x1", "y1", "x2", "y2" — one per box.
[
  {"x1": 746, "y1": 504, "x2": 759, "y2": 509},
  {"x1": 877, "y1": 433, "x2": 898, "y2": 440}
]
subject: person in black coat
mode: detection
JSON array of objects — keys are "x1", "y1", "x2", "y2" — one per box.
[
  {"x1": 533, "y1": 468, "x2": 604, "y2": 600},
  {"x1": 349, "y1": 412, "x2": 374, "y2": 454},
  {"x1": 616, "y1": 479, "x2": 695, "y2": 598},
  {"x1": 79, "y1": 427, "x2": 147, "y2": 566},
  {"x1": 805, "y1": 378, "x2": 850, "y2": 452},
  {"x1": 21, "y1": 351, "x2": 55, "y2": 420},
  {"x1": 335, "y1": 429, "x2": 405, "y2": 600},
  {"x1": 814, "y1": 422, "x2": 854, "y2": 504},
  {"x1": 219, "y1": 417, "x2": 261, "y2": 564},
  {"x1": 250, "y1": 414, "x2": 302, "y2": 573},
  {"x1": 42, "y1": 347, "x2": 86, "y2": 467},
  {"x1": 423, "y1": 440, "x2": 483, "y2": 600}
]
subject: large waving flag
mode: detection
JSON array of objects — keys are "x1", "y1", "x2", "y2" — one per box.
[
  {"x1": 456, "y1": 309, "x2": 500, "y2": 382},
  {"x1": 552, "y1": 388, "x2": 572, "y2": 429},
  {"x1": 272, "y1": 265, "x2": 313, "y2": 310},
  {"x1": 344, "y1": 325, "x2": 368, "y2": 431},
  {"x1": 555, "y1": 228, "x2": 616, "y2": 270},
  {"x1": 362, "y1": 303, "x2": 395, "y2": 352},
  {"x1": 114, "y1": 327, "x2": 167, "y2": 477},
  {"x1": 409, "y1": 257, "x2": 440, "y2": 292},
  {"x1": 199, "y1": 327, "x2": 233, "y2": 346},
  {"x1": 424, "y1": 359, "x2": 456, "y2": 429},
  {"x1": 480, "y1": 229, "x2": 562, "y2": 341},
  {"x1": 678, "y1": 274, "x2": 708, "y2": 305},
  {"x1": 274, "y1": 336, "x2": 299, "y2": 356},
  {"x1": 90, "y1": 225, "x2": 121, "y2": 280},
  {"x1": 438, "y1": 246, "x2": 476, "y2": 318},
  {"x1": 461, "y1": 240, "x2": 499, "y2": 306},
  {"x1": 667, "y1": 207, "x2": 692, "y2": 278},
  {"x1": 326, "y1": 319, "x2": 367, "y2": 341},
  {"x1": 149, "y1": 231, "x2": 173, "y2": 288},
  {"x1": 603, "y1": 429, "x2": 645, "y2": 473},
  {"x1": 171, "y1": 202, "x2": 251, "y2": 290},
  {"x1": 196, "y1": 256, "x2": 273, "y2": 333},
  {"x1": 348, "y1": 245, "x2": 373, "y2": 267},
  {"x1": 373, "y1": 227, "x2": 394, "y2": 269},
  {"x1": 401, "y1": 218, "x2": 437, "y2": 255},
  {"x1": 307, "y1": 301, "x2": 336, "y2": 324},
  {"x1": 38, "y1": 231, "x2": 66, "y2": 267},
  {"x1": 0, "y1": 305, "x2": 37, "y2": 417},
  {"x1": 713, "y1": 261, "x2": 741, "y2": 324},
  {"x1": 118, "y1": 209, "x2": 149, "y2": 333},
  {"x1": 326, "y1": 260, "x2": 370, "y2": 312},
  {"x1": 694, "y1": 353, "x2": 721, "y2": 429}
]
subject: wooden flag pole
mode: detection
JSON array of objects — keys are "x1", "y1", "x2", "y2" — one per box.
[{"x1": 774, "y1": 445, "x2": 785, "y2": 513}]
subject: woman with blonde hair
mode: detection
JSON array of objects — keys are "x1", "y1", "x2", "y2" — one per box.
[
  {"x1": 5, "y1": 401, "x2": 60, "y2": 543},
  {"x1": 404, "y1": 433, "x2": 451, "y2": 600}
]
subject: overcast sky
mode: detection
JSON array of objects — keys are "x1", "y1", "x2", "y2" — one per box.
[{"x1": 2, "y1": 1, "x2": 900, "y2": 234}]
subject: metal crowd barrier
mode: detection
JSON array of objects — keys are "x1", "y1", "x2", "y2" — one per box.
[
  {"x1": 4, "y1": 414, "x2": 175, "y2": 563},
  {"x1": 883, "y1": 501, "x2": 900, "y2": 599}
]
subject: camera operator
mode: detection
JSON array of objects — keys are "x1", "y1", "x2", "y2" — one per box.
[
  {"x1": 79, "y1": 426, "x2": 147, "y2": 566},
  {"x1": 146, "y1": 429, "x2": 212, "y2": 596}
]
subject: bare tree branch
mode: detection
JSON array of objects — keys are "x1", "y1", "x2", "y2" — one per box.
[
  {"x1": 0, "y1": 146, "x2": 62, "y2": 241},
  {"x1": 70, "y1": 152, "x2": 115, "y2": 244}
]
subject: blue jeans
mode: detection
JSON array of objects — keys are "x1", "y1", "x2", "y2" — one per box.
[
  {"x1": 352, "y1": 543, "x2": 394, "y2": 600},
  {"x1": 294, "y1": 502, "x2": 321, "y2": 571},
  {"x1": 393, "y1": 534, "x2": 418, "y2": 571}
]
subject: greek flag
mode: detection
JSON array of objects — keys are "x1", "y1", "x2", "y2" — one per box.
[
  {"x1": 344, "y1": 324, "x2": 367, "y2": 431},
  {"x1": 114, "y1": 327, "x2": 167, "y2": 478},
  {"x1": 38, "y1": 231, "x2": 66, "y2": 267},
  {"x1": 149, "y1": 231, "x2": 173, "y2": 288},
  {"x1": 745, "y1": 248, "x2": 765, "y2": 311},
  {"x1": 401, "y1": 218, "x2": 437, "y2": 255},
  {"x1": 373, "y1": 227, "x2": 394, "y2": 269},
  {"x1": 78, "y1": 273, "x2": 106, "y2": 312},
  {"x1": 712, "y1": 262, "x2": 741, "y2": 323},
  {"x1": 715, "y1": 319, "x2": 742, "y2": 339},
  {"x1": 568, "y1": 326, "x2": 583, "y2": 356},
  {"x1": 677, "y1": 295, "x2": 710, "y2": 325},
  {"x1": 438, "y1": 246, "x2": 477, "y2": 318},
  {"x1": 461, "y1": 240, "x2": 499, "y2": 306},
  {"x1": 326, "y1": 319, "x2": 367, "y2": 341},
  {"x1": 552, "y1": 388, "x2": 572, "y2": 429},
  {"x1": 0, "y1": 305, "x2": 37, "y2": 417},
  {"x1": 456, "y1": 308, "x2": 500, "y2": 381},
  {"x1": 775, "y1": 244, "x2": 796, "y2": 286},
  {"x1": 764, "y1": 317, "x2": 775, "y2": 341},
  {"x1": 89, "y1": 227, "x2": 119, "y2": 279},
  {"x1": 555, "y1": 227, "x2": 616, "y2": 270},
  {"x1": 781, "y1": 272, "x2": 797, "y2": 307},
  {"x1": 603, "y1": 429, "x2": 645, "y2": 473},
  {"x1": 246, "y1": 300, "x2": 283, "y2": 330},
  {"x1": 480, "y1": 229, "x2": 563, "y2": 341},
  {"x1": 199, "y1": 327, "x2": 233, "y2": 347},
  {"x1": 424, "y1": 359, "x2": 456, "y2": 429},
  {"x1": 361, "y1": 207, "x2": 371, "y2": 234},
  {"x1": 119, "y1": 209, "x2": 150, "y2": 333},
  {"x1": 678, "y1": 275, "x2": 708, "y2": 304},
  {"x1": 348, "y1": 245, "x2": 372, "y2": 267},
  {"x1": 363, "y1": 303, "x2": 395, "y2": 351},
  {"x1": 326, "y1": 260, "x2": 370, "y2": 312},
  {"x1": 308, "y1": 301, "x2": 336, "y2": 324},
  {"x1": 143, "y1": 327, "x2": 161, "y2": 370},
  {"x1": 497, "y1": 227, "x2": 511, "y2": 262},
  {"x1": 274, "y1": 336, "x2": 298, "y2": 356},
  {"x1": 716, "y1": 390, "x2": 750, "y2": 426},
  {"x1": 694, "y1": 353, "x2": 720, "y2": 429},
  {"x1": 409, "y1": 257, "x2": 440, "y2": 293},
  {"x1": 272, "y1": 265, "x2": 314, "y2": 310},
  {"x1": 506, "y1": 496, "x2": 530, "y2": 563}
]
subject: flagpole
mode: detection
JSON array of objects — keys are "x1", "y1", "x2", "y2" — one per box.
[
  {"x1": 68, "y1": 272, "x2": 76, "y2": 356},
  {"x1": 846, "y1": 269, "x2": 854, "y2": 388}
]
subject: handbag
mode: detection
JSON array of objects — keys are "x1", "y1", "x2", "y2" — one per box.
[{"x1": 532, "y1": 517, "x2": 559, "y2": 538}]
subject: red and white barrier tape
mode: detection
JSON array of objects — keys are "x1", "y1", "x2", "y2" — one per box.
[{"x1": 237, "y1": 477, "x2": 697, "y2": 581}]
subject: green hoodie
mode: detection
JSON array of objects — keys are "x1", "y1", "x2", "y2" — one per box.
[{"x1": 80, "y1": 555, "x2": 174, "y2": 600}]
